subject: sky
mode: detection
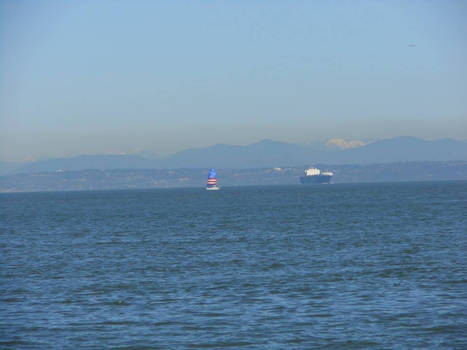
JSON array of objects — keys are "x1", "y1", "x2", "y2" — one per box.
[{"x1": 1, "y1": 0, "x2": 466, "y2": 161}]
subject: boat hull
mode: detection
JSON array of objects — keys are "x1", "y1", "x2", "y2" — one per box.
[
  {"x1": 300, "y1": 175, "x2": 332, "y2": 184},
  {"x1": 206, "y1": 186, "x2": 220, "y2": 191}
]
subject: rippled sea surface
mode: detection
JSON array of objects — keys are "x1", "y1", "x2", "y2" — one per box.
[{"x1": 1, "y1": 182, "x2": 466, "y2": 349}]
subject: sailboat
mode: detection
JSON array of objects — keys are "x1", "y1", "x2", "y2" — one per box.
[{"x1": 206, "y1": 168, "x2": 220, "y2": 190}]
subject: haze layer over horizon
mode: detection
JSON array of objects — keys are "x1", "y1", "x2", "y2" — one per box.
[{"x1": 1, "y1": 0, "x2": 466, "y2": 161}]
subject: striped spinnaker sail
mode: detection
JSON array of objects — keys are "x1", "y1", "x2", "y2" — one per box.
[{"x1": 206, "y1": 168, "x2": 217, "y2": 188}]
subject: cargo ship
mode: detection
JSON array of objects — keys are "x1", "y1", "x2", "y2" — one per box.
[{"x1": 300, "y1": 167, "x2": 333, "y2": 184}]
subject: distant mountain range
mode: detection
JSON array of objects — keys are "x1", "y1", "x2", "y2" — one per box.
[{"x1": 2, "y1": 136, "x2": 467, "y2": 175}]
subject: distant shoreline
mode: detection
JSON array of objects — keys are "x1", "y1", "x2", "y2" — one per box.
[{"x1": 1, "y1": 161, "x2": 466, "y2": 193}]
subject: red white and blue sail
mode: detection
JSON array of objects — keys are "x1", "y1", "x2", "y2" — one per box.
[{"x1": 206, "y1": 168, "x2": 218, "y2": 189}]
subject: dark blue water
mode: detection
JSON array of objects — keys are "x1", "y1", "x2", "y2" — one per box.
[{"x1": 1, "y1": 182, "x2": 466, "y2": 349}]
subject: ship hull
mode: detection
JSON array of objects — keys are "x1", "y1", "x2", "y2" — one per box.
[
  {"x1": 206, "y1": 186, "x2": 220, "y2": 191},
  {"x1": 300, "y1": 175, "x2": 332, "y2": 184}
]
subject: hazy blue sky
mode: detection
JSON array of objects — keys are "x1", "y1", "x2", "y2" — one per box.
[{"x1": 1, "y1": 0, "x2": 466, "y2": 161}]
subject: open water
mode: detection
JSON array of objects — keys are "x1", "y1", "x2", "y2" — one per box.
[{"x1": 1, "y1": 182, "x2": 466, "y2": 349}]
